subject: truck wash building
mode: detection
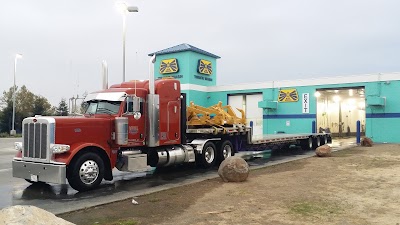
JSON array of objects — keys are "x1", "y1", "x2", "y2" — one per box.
[{"x1": 149, "y1": 44, "x2": 400, "y2": 143}]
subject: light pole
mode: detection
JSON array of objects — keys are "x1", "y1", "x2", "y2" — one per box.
[
  {"x1": 116, "y1": 2, "x2": 139, "y2": 82},
  {"x1": 11, "y1": 53, "x2": 22, "y2": 136}
]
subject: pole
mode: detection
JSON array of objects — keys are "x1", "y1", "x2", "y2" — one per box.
[
  {"x1": 312, "y1": 120, "x2": 316, "y2": 133},
  {"x1": 11, "y1": 57, "x2": 18, "y2": 136},
  {"x1": 356, "y1": 120, "x2": 361, "y2": 145},
  {"x1": 122, "y1": 12, "x2": 127, "y2": 82}
]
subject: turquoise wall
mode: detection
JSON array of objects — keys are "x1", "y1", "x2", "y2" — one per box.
[
  {"x1": 207, "y1": 80, "x2": 400, "y2": 143},
  {"x1": 364, "y1": 80, "x2": 400, "y2": 143},
  {"x1": 154, "y1": 52, "x2": 190, "y2": 84},
  {"x1": 182, "y1": 90, "x2": 208, "y2": 106},
  {"x1": 188, "y1": 52, "x2": 216, "y2": 87}
]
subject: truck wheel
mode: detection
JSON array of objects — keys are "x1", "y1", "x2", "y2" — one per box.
[
  {"x1": 218, "y1": 140, "x2": 235, "y2": 162},
  {"x1": 312, "y1": 136, "x2": 321, "y2": 149},
  {"x1": 197, "y1": 142, "x2": 217, "y2": 168},
  {"x1": 67, "y1": 152, "x2": 104, "y2": 192},
  {"x1": 300, "y1": 137, "x2": 313, "y2": 150}
]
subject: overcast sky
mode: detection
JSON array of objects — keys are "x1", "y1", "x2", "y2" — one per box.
[{"x1": 1, "y1": 0, "x2": 400, "y2": 106}]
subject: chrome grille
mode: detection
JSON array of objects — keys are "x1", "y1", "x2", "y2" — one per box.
[{"x1": 23, "y1": 122, "x2": 48, "y2": 160}]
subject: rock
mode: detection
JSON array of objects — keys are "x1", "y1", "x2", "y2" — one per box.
[
  {"x1": 0, "y1": 205, "x2": 74, "y2": 225},
  {"x1": 315, "y1": 145, "x2": 332, "y2": 157},
  {"x1": 218, "y1": 156, "x2": 249, "y2": 182},
  {"x1": 361, "y1": 137, "x2": 373, "y2": 147}
]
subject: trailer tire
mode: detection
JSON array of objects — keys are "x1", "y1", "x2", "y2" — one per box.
[
  {"x1": 327, "y1": 135, "x2": 332, "y2": 143},
  {"x1": 312, "y1": 136, "x2": 321, "y2": 149},
  {"x1": 300, "y1": 137, "x2": 313, "y2": 150},
  {"x1": 320, "y1": 135, "x2": 328, "y2": 145},
  {"x1": 67, "y1": 152, "x2": 105, "y2": 192},
  {"x1": 217, "y1": 140, "x2": 235, "y2": 162},
  {"x1": 197, "y1": 142, "x2": 217, "y2": 168}
]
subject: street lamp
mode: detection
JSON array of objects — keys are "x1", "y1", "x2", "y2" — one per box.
[
  {"x1": 116, "y1": 2, "x2": 139, "y2": 82},
  {"x1": 11, "y1": 53, "x2": 22, "y2": 136}
]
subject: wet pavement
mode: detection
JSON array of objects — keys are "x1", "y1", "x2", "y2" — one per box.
[{"x1": 0, "y1": 138, "x2": 356, "y2": 214}]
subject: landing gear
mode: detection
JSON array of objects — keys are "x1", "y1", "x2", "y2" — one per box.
[{"x1": 67, "y1": 152, "x2": 105, "y2": 192}]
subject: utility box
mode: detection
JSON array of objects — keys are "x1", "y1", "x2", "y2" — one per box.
[
  {"x1": 118, "y1": 152, "x2": 150, "y2": 172},
  {"x1": 367, "y1": 96, "x2": 385, "y2": 106},
  {"x1": 258, "y1": 100, "x2": 277, "y2": 109}
]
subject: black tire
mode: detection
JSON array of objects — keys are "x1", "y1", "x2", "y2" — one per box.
[
  {"x1": 197, "y1": 142, "x2": 217, "y2": 168},
  {"x1": 327, "y1": 135, "x2": 332, "y2": 143},
  {"x1": 320, "y1": 135, "x2": 328, "y2": 145},
  {"x1": 217, "y1": 140, "x2": 235, "y2": 162},
  {"x1": 312, "y1": 136, "x2": 321, "y2": 149},
  {"x1": 67, "y1": 152, "x2": 105, "y2": 192},
  {"x1": 300, "y1": 137, "x2": 313, "y2": 150}
]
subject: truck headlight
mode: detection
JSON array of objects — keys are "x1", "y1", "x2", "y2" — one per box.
[
  {"x1": 14, "y1": 142, "x2": 23, "y2": 151},
  {"x1": 50, "y1": 144, "x2": 70, "y2": 154}
]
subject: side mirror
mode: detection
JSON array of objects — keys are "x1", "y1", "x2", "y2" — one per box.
[{"x1": 125, "y1": 96, "x2": 141, "y2": 120}]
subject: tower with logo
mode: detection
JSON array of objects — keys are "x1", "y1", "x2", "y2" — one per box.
[{"x1": 149, "y1": 43, "x2": 220, "y2": 106}]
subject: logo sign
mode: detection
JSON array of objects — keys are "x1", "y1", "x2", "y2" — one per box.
[
  {"x1": 302, "y1": 93, "x2": 309, "y2": 113},
  {"x1": 278, "y1": 89, "x2": 299, "y2": 102},
  {"x1": 197, "y1": 59, "x2": 212, "y2": 75},
  {"x1": 159, "y1": 58, "x2": 179, "y2": 74}
]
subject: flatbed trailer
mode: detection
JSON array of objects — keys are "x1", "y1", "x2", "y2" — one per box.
[{"x1": 185, "y1": 126, "x2": 331, "y2": 154}]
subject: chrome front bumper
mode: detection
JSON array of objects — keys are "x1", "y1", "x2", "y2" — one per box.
[{"x1": 12, "y1": 159, "x2": 67, "y2": 184}]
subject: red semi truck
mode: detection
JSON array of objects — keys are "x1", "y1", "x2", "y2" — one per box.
[{"x1": 12, "y1": 77, "x2": 331, "y2": 192}]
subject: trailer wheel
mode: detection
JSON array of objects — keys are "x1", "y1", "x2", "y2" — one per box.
[
  {"x1": 67, "y1": 152, "x2": 104, "y2": 192},
  {"x1": 320, "y1": 135, "x2": 328, "y2": 145},
  {"x1": 312, "y1": 136, "x2": 321, "y2": 149},
  {"x1": 218, "y1": 140, "x2": 235, "y2": 162},
  {"x1": 300, "y1": 137, "x2": 313, "y2": 150},
  {"x1": 327, "y1": 135, "x2": 332, "y2": 143},
  {"x1": 197, "y1": 142, "x2": 217, "y2": 168}
]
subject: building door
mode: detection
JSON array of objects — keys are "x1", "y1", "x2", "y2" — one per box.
[{"x1": 228, "y1": 94, "x2": 263, "y2": 140}]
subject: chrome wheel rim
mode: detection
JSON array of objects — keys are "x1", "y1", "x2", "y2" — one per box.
[
  {"x1": 204, "y1": 146, "x2": 215, "y2": 164},
  {"x1": 308, "y1": 138, "x2": 313, "y2": 149},
  {"x1": 223, "y1": 145, "x2": 232, "y2": 159},
  {"x1": 79, "y1": 160, "x2": 99, "y2": 185},
  {"x1": 317, "y1": 137, "x2": 321, "y2": 146}
]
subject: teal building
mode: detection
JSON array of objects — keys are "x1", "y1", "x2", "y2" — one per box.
[{"x1": 149, "y1": 44, "x2": 400, "y2": 143}]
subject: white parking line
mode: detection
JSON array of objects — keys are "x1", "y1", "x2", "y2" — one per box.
[{"x1": 0, "y1": 168, "x2": 12, "y2": 173}]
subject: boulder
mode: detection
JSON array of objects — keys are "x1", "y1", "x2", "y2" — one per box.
[
  {"x1": 0, "y1": 205, "x2": 74, "y2": 225},
  {"x1": 315, "y1": 145, "x2": 332, "y2": 157},
  {"x1": 361, "y1": 137, "x2": 373, "y2": 147},
  {"x1": 218, "y1": 156, "x2": 249, "y2": 182}
]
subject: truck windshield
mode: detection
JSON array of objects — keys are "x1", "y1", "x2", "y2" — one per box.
[{"x1": 85, "y1": 101, "x2": 121, "y2": 115}]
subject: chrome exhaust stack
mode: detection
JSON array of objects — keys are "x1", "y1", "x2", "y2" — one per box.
[
  {"x1": 102, "y1": 60, "x2": 108, "y2": 90},
  {"x1": 147, "y1": 54, "x2": 159, "y2": 147}
]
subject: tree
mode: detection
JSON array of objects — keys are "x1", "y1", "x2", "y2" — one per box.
[
  {"x1": 0, "y1": 85, "x2": 53, "y2": 133},
  {"x1": 56, "y1": 98, "x2": 69, "y2": 116},
  {"x1": 33, "y1": 96, "x2": 53, "y2": 116}
]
